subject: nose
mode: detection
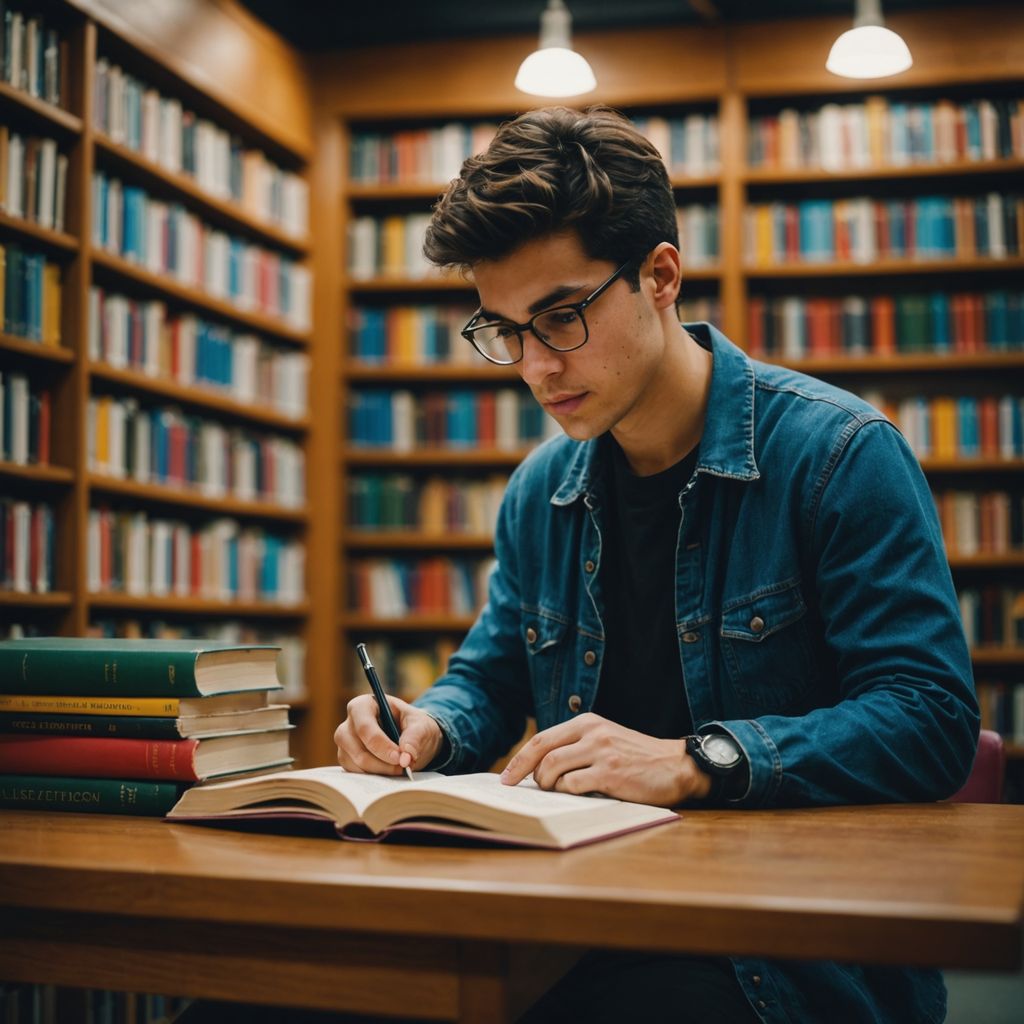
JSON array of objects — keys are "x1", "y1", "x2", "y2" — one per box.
[{"x1": 518, "y1": 330, "x2": 565, "y2": 388}]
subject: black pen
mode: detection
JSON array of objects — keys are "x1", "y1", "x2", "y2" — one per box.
[{"x1": 356, "y1": 642, "x2": 415, "y2": 781}]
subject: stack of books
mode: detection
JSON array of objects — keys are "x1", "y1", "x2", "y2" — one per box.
[{"x1": 0, "y1": 637, "x2": 293, "y2": 817}]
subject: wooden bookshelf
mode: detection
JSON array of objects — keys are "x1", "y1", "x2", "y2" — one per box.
[
  {"x1": 311, "y1": 3, "x2": 1024, "y2": 771},
  {"x1": 1, "y1": 0, "x2": 320, "y2": 768}
]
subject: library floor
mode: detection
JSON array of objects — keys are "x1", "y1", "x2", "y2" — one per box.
[{"x1": 944, "y1": 969, "x2": 1024, "y2": 1022}]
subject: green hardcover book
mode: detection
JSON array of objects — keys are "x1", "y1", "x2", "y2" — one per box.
[
  {"x1": 0, "y1": 773, "x2": 185, "y2": 816},
  {"x1": 0, "y1": 638, "x2": 282, "y2": 697}
]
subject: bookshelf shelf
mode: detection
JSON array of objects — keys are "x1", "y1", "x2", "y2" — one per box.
[
  {"x1": 0, "y1": 334, "x2": 74, "y2": 364},
  {"x1": 0, "y1": 211, "x2": 78, "y2": 255},
  {"x1": 0, "y1": 591, "x2": 72, "y2": 607},
  {"x1": 970, "y1": 646, "x2": 1024, "y2": 666},
  {"x1": 0, "y1": 80, "x2": 82, "y2": 134},
  {"x1": 90, "y1": 250, "x2": 310, "y2": 344},
  {"x1": 93, "y1": 134, "x2": 312, "y2": 255},
  {"x1": 345, "y1": 532, "x2": 494, "y2": 550},
  {"x1": 88, "y1": 363, "x2": 310, "y2": 432},
  {"x1": 87, "y1": 595, "x2": 310, "y2": 617},
  {"x1": 947, "y1": 554, "x2": 1024, "y2": 570},
  {"x1": 87, "y1": 474, "x2": 309, "y2": 522},
  {"x1": 1006, "y1": 744, "x2": 1024, "y2": 760},
  {"x1": 0, "y1": 462, "x2": 74, "y2": 485},
  {"x1": 343, "y1": 449, "x2": 534, "y2": 468},
  {"x1": 339, "y1": 613, "x2": 477, "y2": 632},
  {"x1": 762, "y1": 354, "x2": 1024, "y2": 375},
  {"x1": 918, "y1": 458, "x2": 1024, "y2": 473},
  {"x1": 342, "y1": 362, "x2": 516, "y2": 382},
  {"x1": 346, "y1": 275, "x2": 473, "y2": 293},
  {"x1": 744, "y1": 256, "x2": 1024, "y2": 278},
  {"x1": 743, "y1": 157, "x2": 1024, "y2": 185}
]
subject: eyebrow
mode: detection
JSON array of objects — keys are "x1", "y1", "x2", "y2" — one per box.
[{"x1": 479, "y1": 282, "x2": 587, "y2": 323}]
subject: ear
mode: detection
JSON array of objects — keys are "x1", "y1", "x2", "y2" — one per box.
[{"x1": 646, "y1": 243, "x2": 682, "y2": 310}]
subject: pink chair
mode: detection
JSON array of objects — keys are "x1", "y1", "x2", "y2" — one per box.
[{"x1": 949, "y1": 729, "x2": 1005, "y2": 804}]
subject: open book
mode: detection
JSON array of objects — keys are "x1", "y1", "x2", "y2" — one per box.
[{"x1": 166, "y1": 767, "x2": 680, "y2": 850}]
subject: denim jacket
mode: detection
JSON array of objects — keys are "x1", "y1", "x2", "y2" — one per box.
[{"x1": 416, "y1": 323, "x2": 980, "y2": 1023}]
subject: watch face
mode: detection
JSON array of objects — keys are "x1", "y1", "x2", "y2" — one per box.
[{"x1": 702, "y1": 733, "x2": 742, "y2": 769}]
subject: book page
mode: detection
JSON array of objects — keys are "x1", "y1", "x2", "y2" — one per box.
[{"x1": 414, "y1": 773, "x2": 618, "y2": 815}]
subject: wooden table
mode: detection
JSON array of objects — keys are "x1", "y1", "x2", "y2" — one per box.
[{"x1": 0, "y1": 803, "x2": 1022, "y2": 1022}]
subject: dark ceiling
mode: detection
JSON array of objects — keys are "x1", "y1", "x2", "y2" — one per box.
[{"x1": 239, "y1": 1, "x2": 970, "y2": 52}]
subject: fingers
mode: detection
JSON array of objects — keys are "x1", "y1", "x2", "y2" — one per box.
[
  {"x1": 395, "y1": 707, "x2": 442, "y2": 770},
  {"x1": 334, "y1": 694, "x2": 405, "y2": 776},
  {"x1": 501, "y1": 714, "x2": 596, "y2": 786}
]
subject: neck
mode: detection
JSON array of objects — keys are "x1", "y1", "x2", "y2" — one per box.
[{"x1": 611, "y1": 323, "x2": 712, "y2": 476}]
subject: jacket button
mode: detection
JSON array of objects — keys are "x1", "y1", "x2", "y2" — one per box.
[
  {"x1": 752, "y1": 975, "x2": 762, "y2": 986},
  {"x1": 568, "y1": 694, "x2": 582, "y2": 712},
  {"x1": 757, "y1": 1001, "x2": 767, "y2": 1010},
  {"x1": 583, "y1": 650, "x2": 596, "y2": 666},
  {"x1": 681, "y1": 631, "x2": 699, "y2": 643},
  {"x1": 584, "y1": 560, "x2": 595, "y2": 573},
  {"x1": 526, "y1": 627, "x2": 537, "y2": 644},
  {"x1": 749, "y1": 616, "x2": 765, "y2": 634}
]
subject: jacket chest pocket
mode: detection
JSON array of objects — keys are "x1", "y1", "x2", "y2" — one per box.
[
  {"x1": 719, "y1": 580, "x2": 815, "y2": 711},
  {"x1": 522, "y1": 609, "x2": 568, "y2": 713}
]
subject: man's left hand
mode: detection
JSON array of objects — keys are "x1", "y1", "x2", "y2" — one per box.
[{"x1": 500, "y1": 712, "x2": 712, "y2": 807}]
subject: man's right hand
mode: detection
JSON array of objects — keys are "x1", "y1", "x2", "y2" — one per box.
[{"x1": 334, "y1": 694, "x2": 444, "y2": 775}]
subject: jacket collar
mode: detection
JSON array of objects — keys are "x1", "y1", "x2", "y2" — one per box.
[{"x1": 551, "y1": 322, "x2": 760, "y2": 507}]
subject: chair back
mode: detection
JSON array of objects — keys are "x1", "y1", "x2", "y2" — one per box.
[{"x1": 949, "y1": 729, "x2": 1005, "y2": 804}]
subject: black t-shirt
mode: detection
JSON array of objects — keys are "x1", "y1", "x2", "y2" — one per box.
[{"x1": 592, "y1": 435, "x2": 697, "y2": 738}]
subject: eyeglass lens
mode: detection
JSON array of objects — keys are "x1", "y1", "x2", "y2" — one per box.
[{"x1": 471, "y1": 307, "x2": 586, "y2": 363}]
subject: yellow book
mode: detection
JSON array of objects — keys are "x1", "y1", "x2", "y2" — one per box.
[
  {"x1": 42, "y1": 262, "x2": 61, "y2": 346},
  {"x1": 865, "y1": 96, "x2": 887, "y2": 166},
  {"x1": 382, "y1": 215, "x2": 405, "y2": 277},
  {"x1": 931, "y1": 398, "x2": 958, "y2": 460},
  {"x1": 754, "y1": 206, "x2": 774, "y2": 266},
  {"x1": 0, "y1": 691, "x2": 269, "y2": 716}
]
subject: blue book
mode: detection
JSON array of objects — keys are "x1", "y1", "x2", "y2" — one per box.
[
  {"x1": 929, "y1": 292, "x2": 951, "y2": 351},
  {"x1": 888, "y1": 201, "x2": 906, "y2": 257},
  {"x1": 228, "y1": 533, "x2": 238, "y2": 598},
  {"x1": 957, "y1": 397, "x2": 980, "y2": 456},
  {"x1": 25, "y1": 253, "x2": 42, "y2": 341},
  {"x1": 964, "y1": 102, "x2": 982, "y2": 160},
  {"x1": 987, "y1": 291, "x2": 1009, "y2": 350}
]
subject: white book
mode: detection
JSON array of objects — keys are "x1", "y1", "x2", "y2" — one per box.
[
  {"x1": 36, "y1": 139, "x2": 56, "y2": 229},
  {"x1": 135, "y1": 413, "x2": 151, "y2": 484},
  {"x1": 174, "y1": 523, "x2": 191, "y2": 596},
  {"x1": 952, "y1": 492, "x2": 977, "y2": 555},
  {"x1": 34, "y1": 505, "x2": 50, "y2": 594},
  {"x1": 13, "y1": 502, "x2": 30, "y2": 592},
  {"x1": 349, "y1": 216, "x2": 378, "y2": 280},
  {"x1": 87, "y1": 510, "x2": 101, "y2": 592},
  {"x1": 7, "y1": 133, "x2": 23, "y2": 218},
  {"x1": 107, "y1": 399, "x2": 126, "y2": 478},
  {"x1": 781, "y1": 297, "x2": 804, "y2": 359},
  {"x1": 495, "y1": 389, "x2": 520, "y2": 451},
  {"x1": 979, "y1": 100, "x2": 998, "y2": 161},
  {"x1": 9, "y1": 374, "x2": 28, "y2": 465},
  {"x1": 986, "y1": 193, "x2": 1005, "y2": 258},
  {"x1": 818, "y1": 103, "x2": 844, "y2": 171},
  {"x1": 150, "y1": 520, "x2": 169, "y2": 597},
  {"x1": 53, "y1": 154, "x2": 68, "y2": 233},
  {"x1": 8, "y1": 15, "x2": 24, "y2": 92},
  {"x1": 391, "y1": 390, "x2": 416, "y2": 452}
]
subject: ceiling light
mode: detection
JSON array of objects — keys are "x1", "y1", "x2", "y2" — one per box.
[
  {"x1": 826, "y1": 0, "x2": 913, "y2": 80},
  {"x1": 515, "y1": 0, "x2": 596, "y2": 99}
]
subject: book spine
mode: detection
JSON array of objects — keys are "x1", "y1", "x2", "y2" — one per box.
[
  {"x1": 0, "y1": 713, "x2": 183, "y2": 739},
  {"x1": 0, "y1": 694, "x2": 181, "y2": 715},
  {"x1": 0, "y1": 648, "x2": 201, "y2": 696},
  {"x1": 0, "y1": 735, "x2": 200, "y2": 780},
  {"x1": 0, "y1": 773, "x2": 184, "y2": 816}
]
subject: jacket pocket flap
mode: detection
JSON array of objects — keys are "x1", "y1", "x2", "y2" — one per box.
[
  {"x1": 522, "y1": 611, "x2": 566, "y2": 654},
  {"x1": 720, "y1": 581, "x2": 806, "y2": 642}
]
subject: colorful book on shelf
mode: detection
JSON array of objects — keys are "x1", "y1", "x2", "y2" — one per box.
[
  {"x1": 0, "y1": 637, "x2": 283, "y2": 697},
  {"x1": 167, "y1": 767, "x2": 679, "y2": 850},
  {"x1": 0, "y1": 773, "x2": 185, "y2": 817},
  {"x1": 0, "y1": 729, "x2": 294, "y2": 782}
]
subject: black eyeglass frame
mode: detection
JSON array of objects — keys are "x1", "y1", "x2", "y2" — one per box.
[{"x1": 460, "y1": 257, "x2": 639, "y2": 366}]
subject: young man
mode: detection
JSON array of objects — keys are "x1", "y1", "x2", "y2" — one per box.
[{"x1": 335, "y1": 106, "x2": 979, "y2": 1023}]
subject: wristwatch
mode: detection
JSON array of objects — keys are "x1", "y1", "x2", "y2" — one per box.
[{"x1": 685, "y1": 732, "x2": 749, "y2": 802}]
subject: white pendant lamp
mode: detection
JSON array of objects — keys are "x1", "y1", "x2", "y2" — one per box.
[
  {"x1": 826, "y1": 0, "x2": 913, "y2": 80},
  {"x1": 515, "y1": 0, "x2": 597, "y2": 98}
]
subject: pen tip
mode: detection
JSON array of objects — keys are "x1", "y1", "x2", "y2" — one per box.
[{"x1": 405, "y1": 768, "x2": 415, "y2": 782}]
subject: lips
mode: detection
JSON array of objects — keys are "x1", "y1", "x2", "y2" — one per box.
[{"x1": 543, "y1": 392, "x2": 588, "y2": 414}]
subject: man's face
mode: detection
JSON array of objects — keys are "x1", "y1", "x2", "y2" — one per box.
[{"x1": 471, "y1": 231, "x2": 665, "y2": 442}]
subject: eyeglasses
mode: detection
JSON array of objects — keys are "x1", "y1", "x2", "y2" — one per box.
[{"x1": 461, "y1": 258, "x2": 637, "y2": 366}]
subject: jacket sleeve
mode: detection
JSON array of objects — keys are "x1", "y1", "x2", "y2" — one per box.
[
  {"x1": 412, "y1": 466, "x2": 533, "y2": 772},
  {"x1": 711, "y1": 418, "x2": 980, "y2": 807}
]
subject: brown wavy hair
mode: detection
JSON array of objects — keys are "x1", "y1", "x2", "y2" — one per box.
[{"x1": 423, "y1": 106, "x2": 677, "y2": 287}]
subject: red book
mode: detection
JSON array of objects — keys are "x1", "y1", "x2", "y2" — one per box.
[
  {"x1": 477, "y1": 392, "x2": 496, "y2": 447},
  {"x1": 979, "y1": 397, "x2": 999, "y2": 457},
  {"x1": 747, "y1": 296, "x2": 765, "y2": 356},
  {"x1": 870, "y1": 296, "x2": 895, "y2": 356},
  {"x1": 0, "y1": 732, "x2": 292, "y2": 782},
  {"x1": 37, "y1": 390, "x2": 51, "y2": 464}
]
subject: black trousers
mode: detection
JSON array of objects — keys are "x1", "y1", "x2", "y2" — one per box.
[{"x1": 174, "y1": 952, "x2": 760, "y2": 1023}]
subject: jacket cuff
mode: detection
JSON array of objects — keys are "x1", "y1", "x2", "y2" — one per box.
[{"x1": 702, "y1": 718, "x2": 782, "y2": 807}]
